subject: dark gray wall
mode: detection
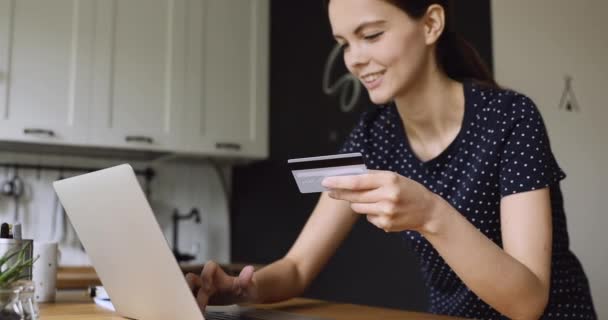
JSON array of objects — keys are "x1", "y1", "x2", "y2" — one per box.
[{"x1": 230, "y1": 0, "x2": 492, "y2": 311}]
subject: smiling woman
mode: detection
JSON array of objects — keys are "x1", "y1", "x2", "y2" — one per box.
[
  {"x1": 326, "y1": 0, "x2": 495, "y2": 101},
  {"x1": 323, "y1": 0, "x2": 596, "y2": 319},
  {"x1": 188, "y1": 1, "x2": 596, "y2": 319}
]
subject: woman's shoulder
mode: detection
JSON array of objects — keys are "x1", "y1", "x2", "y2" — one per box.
[
  {"x1": 468, "y1": 80, "x2": 543, "y2": 125},
  {"x1": 469, "y1": 81, "x2": 537, "y2": 110}
]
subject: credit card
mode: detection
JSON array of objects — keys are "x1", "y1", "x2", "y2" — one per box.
[{"x1": 287, "y1": 152, "x2": 367, "y2": 193}]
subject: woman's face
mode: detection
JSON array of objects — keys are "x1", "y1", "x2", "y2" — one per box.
[{"x1": 328, "y1": 0, "x2": 431, "y2": 104}]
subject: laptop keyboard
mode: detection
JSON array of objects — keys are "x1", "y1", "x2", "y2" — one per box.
[
  {"x1": 204, "y1": 307, "x2": 329, "y2": 320},
  {"x1": 204, "y1": 311, "x2": 263, "y2": 320}
]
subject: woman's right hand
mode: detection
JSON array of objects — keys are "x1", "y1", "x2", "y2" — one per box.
[{"x1": 185, "y1": 261, "x2": 258, "y2": 311}]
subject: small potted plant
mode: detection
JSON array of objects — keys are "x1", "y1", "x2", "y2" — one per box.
[{"x1": 0, "y1": 242, "x2": 37, "y2": 319}]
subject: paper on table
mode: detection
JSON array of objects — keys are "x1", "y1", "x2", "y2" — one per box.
[{"x1": 93, "y1": 297, "x2": 115, "y2": 311}]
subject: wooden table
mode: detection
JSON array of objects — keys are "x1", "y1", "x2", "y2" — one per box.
[
  {"x1": 56, "y1": 264, "x2": 261, "y2": 290},
  {"x1": 40, "y1": 291, "x2": 463, "y2": 320},
  {"x1": 52, "y1": 267, "x2": 464, "y2": 319}
]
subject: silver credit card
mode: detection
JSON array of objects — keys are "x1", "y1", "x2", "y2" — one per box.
[{"x1": 287, "y1": 152, "x2": 367, "y2": 193}]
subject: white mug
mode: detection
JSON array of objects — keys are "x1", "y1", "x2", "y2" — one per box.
[{"x1": 32, "y1": 242, "x2": 58, "y2": 302}]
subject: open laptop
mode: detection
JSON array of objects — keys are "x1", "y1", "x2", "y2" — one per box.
[{"x1": 53, "y1": 164, "x2": 327, "y2": 320}]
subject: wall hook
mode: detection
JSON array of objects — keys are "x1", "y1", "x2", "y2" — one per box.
[{"x1": 558, "y1": 75, "x2": 581, "y2": 112}]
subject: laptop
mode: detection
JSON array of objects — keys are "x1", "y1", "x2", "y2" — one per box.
[{"x1": 53, "y1": 164, "x2": 327, "y2": 320}]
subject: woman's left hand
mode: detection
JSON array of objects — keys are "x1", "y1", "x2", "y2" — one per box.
[{"x1": 322, "y1": 170, "x2": 441, "y2": 233}]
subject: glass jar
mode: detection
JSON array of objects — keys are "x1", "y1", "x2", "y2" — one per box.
[
  {"x1": 15, "y1": 280, "x2": 38, "y2": 320},
  {"x1": 0, "y1": 286, "x2": 22, "y2": 320}
]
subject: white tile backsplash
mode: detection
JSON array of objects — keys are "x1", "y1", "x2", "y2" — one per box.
[{"x1": 0, "y1": 150, "x2": 231, "y2": 266}]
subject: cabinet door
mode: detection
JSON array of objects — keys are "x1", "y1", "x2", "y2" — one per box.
[
  {"x1": 182, "y1": 0, "x2": 269, "y2": 158},
  {"x1": 0, "y1": 0, "x2": 93, "y2": 146},
  {"x1": 88, "y1": 0, "x2": 186, "y2": 151}
]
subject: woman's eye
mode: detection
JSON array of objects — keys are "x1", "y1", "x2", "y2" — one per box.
[
  {"x1": 340, "y1": 43, "x2": 350, "y2": 50},
  {"x1": 364, "y1": 32, "x2": 383, "y2": 40}
]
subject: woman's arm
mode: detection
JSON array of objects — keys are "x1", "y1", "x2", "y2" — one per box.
[
  {"x1": 186, "y1": 192, "x2": 358, "y2": 309},
  {"x1": 324, "y1": 171, "x2": 552, "y2": 319},
  {"x1": 252, "y1": 192, "x2": 359, "y2": 303},
  {"x1": 422, "y1": 187, "x2": 552, "y2": 319}
]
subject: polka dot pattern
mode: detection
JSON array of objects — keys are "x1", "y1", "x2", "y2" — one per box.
[{"x1": 339, "y1": 81, "x2": 596, "y2": 319}]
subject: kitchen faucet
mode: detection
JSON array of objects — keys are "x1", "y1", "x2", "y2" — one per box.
[{"x1": 172, "y1": 208, "x2": 201, "y2": 263}]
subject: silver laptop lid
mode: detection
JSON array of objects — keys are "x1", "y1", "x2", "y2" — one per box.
[{"x1": 53, "y1": 164, "x2": 204, "y2": 320}]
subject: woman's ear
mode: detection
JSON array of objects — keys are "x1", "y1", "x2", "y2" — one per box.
[{"x1": 423, "y1": 4, "x2": 446, "y2": 45}]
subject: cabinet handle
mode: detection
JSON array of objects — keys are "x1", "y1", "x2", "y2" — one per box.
[
  {"x1": 215, "y1": 142, "x2": 242, "y2": 151},
  {"x1": 23, "y1": 128, "x2": 56, "y2": 137},
  {"x1": 125, "y1": 135, "x2": 154, "y2": 144}
]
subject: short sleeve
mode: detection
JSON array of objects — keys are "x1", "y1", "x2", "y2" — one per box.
[{"x1": 499, "y1": 95, "x2": 566, "y2": 197}]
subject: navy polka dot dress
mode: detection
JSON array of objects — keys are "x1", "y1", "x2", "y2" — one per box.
[{"x1": 339, "y1": 80, "x2": 596, "y2": 319}]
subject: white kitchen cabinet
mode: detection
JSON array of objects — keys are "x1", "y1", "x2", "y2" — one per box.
[
  {"x1": 88, "y1": 0, "x2": 187, "y2": 152},
  {"x1": 0, "y1": 0, "x2": 94, "y2": 146},
  {"x1": 0, "y1": 0, "x2": 269, "y2": 158},
  {"x1": 181, "y1": 0, "x2": 269, "y2": 158}
]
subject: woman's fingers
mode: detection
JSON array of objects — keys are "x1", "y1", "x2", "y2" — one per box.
[
  {"x1": 185, "y1": 273, "x2": 202, "y2": 294},
  {"x1": 324, "y1": 171, "x2": 404, "y2": 203},
  {"x1": 366, "y1": 214, "x2": 393, "y2": 232},
  {"x1": 237, "y1": 265, "x2": 255, "y2": 290},
  {"x1": 328, "y1": 187, "x2": 386, "y2": 203},
  {"x1": 200, "y1": 261, "x2": 218, "y2": 290},
  {"x1": 194, "y1": 262, "x2": 257, "y2": 309},
  {"x1": 322, "y1": 172, "x2": 383, "y2": 190},
  {"x1": 188, "y1": 271, "x2": 214, "y2": 310},
  {"x1": 324, "y1": 170, "x2": 399, "y2": 189},
  {"x1": 351, "y1": 201, "x2": 396, "y2": 216},
  {"x1": 201, "y1": 261, "x2": 236, "y2": 292},
  {"x1": 197, "y1": 263, "x2": 221, "y2": 310},
  {"x1": 196, "y1": 286, "x2": 212, "y2": 311}
]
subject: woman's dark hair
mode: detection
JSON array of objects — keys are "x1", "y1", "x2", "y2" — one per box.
[{"x1": 325, "y1": 0, "x2": 497, "y2": 87}]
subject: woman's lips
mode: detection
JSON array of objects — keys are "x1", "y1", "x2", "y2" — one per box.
[{"x1": 361, "y1": 71, "x2": 384, "y2": 90}]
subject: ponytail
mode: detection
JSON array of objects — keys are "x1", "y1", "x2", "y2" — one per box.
[
  {"x1": 438, "y1": 31, "x2": 497, "y2": 87},
  {"x1": 392, "y1": 0, "x2": 497, "y2": 87}
]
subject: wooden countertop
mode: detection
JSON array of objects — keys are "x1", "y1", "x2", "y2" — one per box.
[
  {"x1": 53, "y1": 266, "x2": 465, "y2": 319},
  {"x1": 57, "y1": 264, "x2": 259, "y2": 290},
  {"x1": 40, "y1": 291, "x2": 463, "y2": 320}
]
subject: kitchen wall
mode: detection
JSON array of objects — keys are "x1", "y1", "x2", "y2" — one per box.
[
  {"x1": 492, "y1": 0, "x2": 608, "y2": 317},
  {"x1": 0, "y1": 150, "x2": 231, "y2": 266}
]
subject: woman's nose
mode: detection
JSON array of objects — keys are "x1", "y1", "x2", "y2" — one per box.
[{"x1": 345, "y1": 44, "x2": 369, "y2": 70}]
